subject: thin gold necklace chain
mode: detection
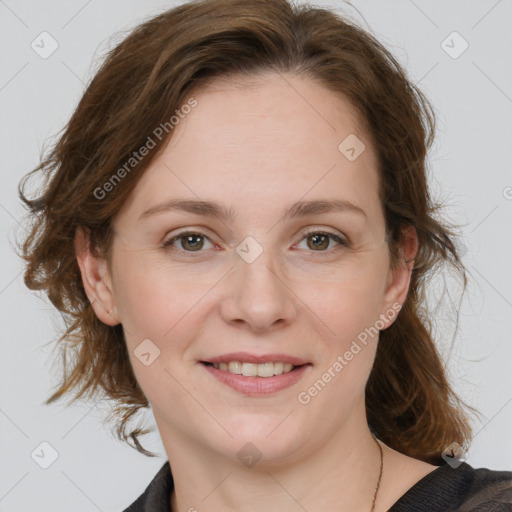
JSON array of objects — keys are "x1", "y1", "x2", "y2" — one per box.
[{"x1": 369, "y1": 436, "x2": 384, "y2": 512}]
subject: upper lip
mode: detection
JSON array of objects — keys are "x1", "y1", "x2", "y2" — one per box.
[{"x1": 201, "y1": 352, "x2": 310, "y2": 366}]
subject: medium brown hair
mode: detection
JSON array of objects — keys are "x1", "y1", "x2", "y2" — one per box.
[{"x1": 18, "y1": 0, "x2": 475, "y2": 462}]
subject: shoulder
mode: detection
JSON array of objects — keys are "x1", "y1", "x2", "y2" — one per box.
[
  {"x1": 389, "y1": 462, "x2": 512, "y2": 512},
  {"x1": 122, "y1": 461, "x2": 174, "y2": 512},
  {"x1": 460, "y1": 464, "x2": 512, "y2": 511}
]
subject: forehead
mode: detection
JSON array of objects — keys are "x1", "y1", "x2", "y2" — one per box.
[
  {"x1": 175, "y1": 71, "x2": 369, "y2": 159},
  {"x1": 116, "y1": 71, "x2": 382, "y2": 227}
]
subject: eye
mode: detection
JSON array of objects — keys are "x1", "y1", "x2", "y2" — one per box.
[
  {"x1": 162, "y1": 228, "x2": 348, "y2": 255},
  {"x1": 163, "y1": 230, "x2": 215, "y2": 252},
  {"x1": 295, "y1": 229, "x2": 348, "y2": 252}
]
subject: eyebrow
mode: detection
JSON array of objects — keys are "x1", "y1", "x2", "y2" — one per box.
[{"x1": 139, "y1": 198, "x2": 367, "y2": 222}]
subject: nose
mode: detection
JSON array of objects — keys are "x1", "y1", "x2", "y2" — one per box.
[{"x1": 219, "y1": 245, "x2": 298, "y2": 333}]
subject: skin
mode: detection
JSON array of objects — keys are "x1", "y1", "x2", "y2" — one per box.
[{"x1": 75, "y1": 71, "x2": 438, "y2": 512}]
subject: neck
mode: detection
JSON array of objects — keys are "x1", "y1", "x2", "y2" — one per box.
[{"x1": 158, "y1": 411, "x2": 384, "y2": 512}]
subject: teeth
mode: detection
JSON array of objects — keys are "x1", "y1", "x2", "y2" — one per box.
[
  {"x1": 242, "y1": 362, "x2": 258, "y2": 377},
  {"x1": 210, "y1": 361, "x2": 296, "y2": 377},
  {"x1": 273, "y1": 362, "x2": 284, "y2": 375},
  {"x1": 228, "y1": 361, "x2": 242, "y2": 374},
  {"x1": 257, "y1": 362, "x2": 274, "y2": 377}
]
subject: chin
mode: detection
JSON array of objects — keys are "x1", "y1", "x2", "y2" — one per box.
[{"x1": 206, "y1": 416, "x2": 308, "y2": 464}]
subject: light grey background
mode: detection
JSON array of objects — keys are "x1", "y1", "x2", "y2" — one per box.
[{"x1": 1, "y1": 0, "x2": 511, "y2": 511}]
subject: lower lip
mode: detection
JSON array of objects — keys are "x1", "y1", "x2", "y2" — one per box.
[{"x1": 201, "y1": 363, "x2": 311, "y2": 396}]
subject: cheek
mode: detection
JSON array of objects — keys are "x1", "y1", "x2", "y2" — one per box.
[
  {"x1": 301, "y1": 258, "x2": 389, "y2": 343},
  {"x1": 113, "y1": 261, "x2": 206, "y2": 408},
  {"x1": 295, "y1": 258, "x2": 388, "y2": 413},
  {"x1": 111, "y1": 249, "x2": 210, "y2": 344}
]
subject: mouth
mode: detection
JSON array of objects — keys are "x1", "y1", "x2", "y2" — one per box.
[
  {"x1": 201, "y1": 360, "x2": 306, "y2": 378},
  {"x1": 199, "y1": 355, "x2": 312, "y2": 396}
]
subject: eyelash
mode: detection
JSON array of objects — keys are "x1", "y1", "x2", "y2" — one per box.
[{"x1": 162, "y1": 228, "x2": 349, "y2": 255}]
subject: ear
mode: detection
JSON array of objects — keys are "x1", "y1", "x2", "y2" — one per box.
[
  {"x1": 74, "y1": 227, "x2": 120, "y2": 326},
  {"x1": 379, "y1": 225, "x2": 418, "y2": 329}
]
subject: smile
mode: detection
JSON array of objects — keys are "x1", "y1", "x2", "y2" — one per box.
[
  {"x1": 200, "y1": 361, "x2": 311, "y2": 396},
  {"x1": 205, "y1": 361, "x2": 296, "y2": 377}
]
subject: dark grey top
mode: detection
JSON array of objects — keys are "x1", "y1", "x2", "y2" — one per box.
[{"x1": 123, "y1": 460, "x2": 512, "y2": 511}]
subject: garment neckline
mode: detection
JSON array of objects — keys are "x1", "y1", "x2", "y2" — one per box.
[{"x1": 148, "y1": 459, "x2": 471, "y2": 512}]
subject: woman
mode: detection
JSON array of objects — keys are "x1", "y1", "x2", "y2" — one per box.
[{"x1": 18, "y1": 0, "x2": 512, "y2": 510}]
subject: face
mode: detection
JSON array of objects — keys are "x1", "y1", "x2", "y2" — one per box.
[{"x1": 78, "y1": 71, "x2": 415, "y2": 467}]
